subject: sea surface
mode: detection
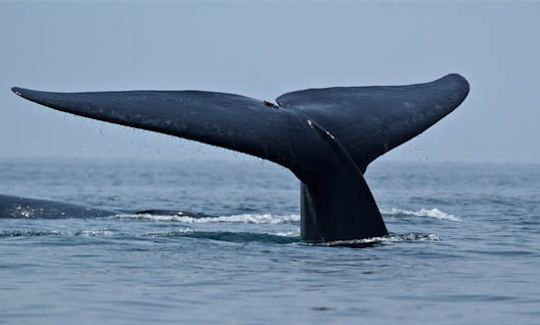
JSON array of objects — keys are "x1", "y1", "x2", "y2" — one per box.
[{"x1": 0, "y1": 158, "x2": 539, "y2": 324}]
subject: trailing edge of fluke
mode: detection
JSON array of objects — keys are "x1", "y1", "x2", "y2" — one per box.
[{"x1": 10, "y1": 73, "x2": 470, "y2": 243}]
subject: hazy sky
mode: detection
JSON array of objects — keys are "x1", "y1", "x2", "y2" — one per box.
[{"x1": 1, "y1": 1, "x2": 539, "y2": 163}]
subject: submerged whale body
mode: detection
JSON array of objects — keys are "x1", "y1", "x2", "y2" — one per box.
[
  {"x1": 0, "y1": 194, "x2": 116, "y2": 219},
  {"x1": 0, "y1": 194, "x2": 210, "y2": 219},
  {"x1": 7, "y1": 74, "x2": 469, "y2": 242}
]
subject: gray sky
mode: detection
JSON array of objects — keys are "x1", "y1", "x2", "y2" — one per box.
[{"x1": 1, "y1": 1, "x2": 539, "y2": 163}]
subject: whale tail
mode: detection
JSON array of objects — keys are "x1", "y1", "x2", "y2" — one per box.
[{"x1": 12, "y1": 74, "x2": 469, "y2": 242}]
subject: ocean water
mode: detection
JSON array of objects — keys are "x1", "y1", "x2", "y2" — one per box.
[{"x1": 0, "y1": 158, "x2": 539, "y2": 324}]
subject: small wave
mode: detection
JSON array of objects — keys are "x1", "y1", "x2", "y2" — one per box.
[
  {"x1": 307, "y1": 233, "x2": 441, "y2": 247},
  {"x1": 147, "y1": 227, "x2": 193, "y2": 236},
  {"x1": 148, "y1": 230, "x2": 300, "y2": 244},
  {"x1": 73, "y1": 230, "x2": 115, "y2": 237},
  {"x1": 148, "y1": 229, "x2": 436, "y2": 247},
  {"x1": 381, "y1": 208, "x2": 461, "y2": 222},
  {"x1": 114, "y1": 209, "x2": 459, "y2": 224},
  {"x1": 273, "y1": 231, "x2": 300, "y2": 237},
  {"x1": 0, "y1": 230, "x2": 63, "y2": 238},
  {"x1": 113, "y1": 213, "x2": 300, "y2": 225},
  {"x1": 0, "y1": 229, "x2": 115, "y2": 238}
]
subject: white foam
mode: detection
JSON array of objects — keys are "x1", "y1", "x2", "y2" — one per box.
[
  {"x1": 381, "y1": 208, "x2": 461, "y2": 222},
  {"x1": 113, "y1": 213, "x2": 300, "y2": 224},
  {"x1": 112, "y1": 208, "x2": 459, "y2": 224},
  {"x1": 146, "y1": 228, "x2": 194, "y2": 237},
  {"x1": 0, "y1": 229, "x2": 115, "y2": 237},
  {"x1": 311, "y1": 233, "x2": 441, "y2": 247},
  {"x1": 75, "y1": 230, "x2": 115, "y2": 237},
  {"x1": 273, "y1": 231, "x2": 300, "y2": 237}
]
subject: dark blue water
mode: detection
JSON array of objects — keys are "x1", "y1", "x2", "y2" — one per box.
[{"x1": 1, "y1": 158, "x2": 539, "y2": 324}]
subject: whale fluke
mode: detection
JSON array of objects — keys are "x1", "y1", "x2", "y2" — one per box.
[
  {"x1": 11, "y1": 74, "x2": 469, "y2": 242},
  {"x1": 277, "y1": 73, "x2": 470, "y2": 171}
]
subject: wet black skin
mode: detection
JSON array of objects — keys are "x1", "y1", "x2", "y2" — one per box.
[{"x1": 4, "y1": 74, "x2": 469, "y2": 242}]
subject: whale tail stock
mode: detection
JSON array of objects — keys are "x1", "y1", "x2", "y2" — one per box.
[{"x1": 12, "y1": 74, "x2": 469, "y2": 242}]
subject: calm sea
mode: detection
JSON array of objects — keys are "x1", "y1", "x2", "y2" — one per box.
[{"x1": 0, "y1": 158, "x2": 539, "y2": 324}]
